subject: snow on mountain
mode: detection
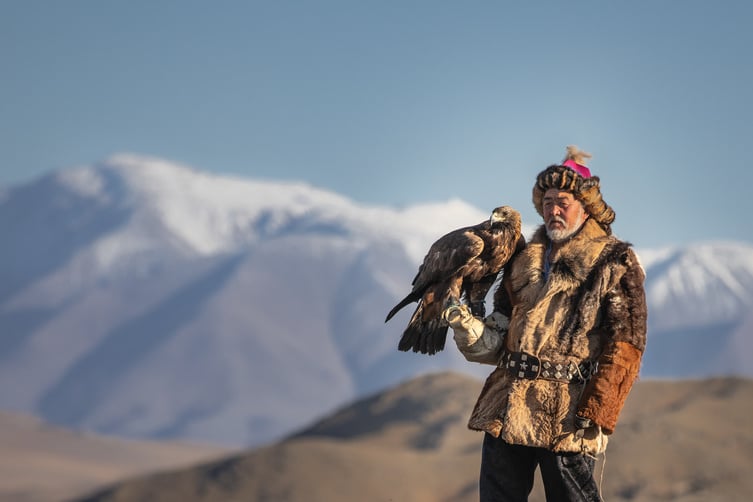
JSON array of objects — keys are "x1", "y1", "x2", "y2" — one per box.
[
  {"x1": 637, "y1": 242, "x2": 753, "y2": 377},
  {"x1": 641, "y1": 243, "x2": 753, "y2": 329},
  {"x1": 0, "y1": 154, "x2": 751, "y2": 447},
  {"x1": 0, "y1": 155, "x2": 492, "y2": 446},
  {"x1": 47, "y1": 154, "x2": 492, "y2": 272}
]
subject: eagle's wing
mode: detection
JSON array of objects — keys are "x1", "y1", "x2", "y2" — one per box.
[
  {"x1": 463, "y1": 226, "x2": 525, "y2": 316},
  {"x1": 412, "y1": 227, "x2": 486, "y2": 294},
  {"x1": 384, "y1": 225, "x2": 486, "y2": 323}
]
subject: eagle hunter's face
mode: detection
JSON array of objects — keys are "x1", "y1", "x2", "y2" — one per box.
[{"x1": 542, "y1": 189, "x2": 588, "y2": 242}]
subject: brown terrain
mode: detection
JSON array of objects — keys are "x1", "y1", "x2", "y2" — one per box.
[
  {"x1": 0, "y1": 411, "x2": 233, "y2": 502},
  {"x1": 6, "y1": 372, "x2": 753, "y2": 502}
]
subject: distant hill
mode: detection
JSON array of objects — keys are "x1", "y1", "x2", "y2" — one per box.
[
  {"x1": 1, "y1": 154, "x2": 752, "y2": 448},
  {"x1": 0, "y1": 411, "x2": 232, "y2": 502},
  {"x1": 73, "y1": 372, "x2": 753, "y2": 502}
]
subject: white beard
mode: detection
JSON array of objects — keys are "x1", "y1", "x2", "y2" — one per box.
[
  {"x1": 546, "y1": 207, "x2": 586, "y2": 243},
  {"x1": 547, "y1": 225, "x2": 582, "y2": 242}
]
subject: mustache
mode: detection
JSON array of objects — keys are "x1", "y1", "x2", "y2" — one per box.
[{"x1": 547, "y1": 216, "x2": 567, "y2": 226}]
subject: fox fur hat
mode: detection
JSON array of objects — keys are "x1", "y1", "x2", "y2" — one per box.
[{"x1": 532, "y1": 145, "x2": 615, "y2": 234}]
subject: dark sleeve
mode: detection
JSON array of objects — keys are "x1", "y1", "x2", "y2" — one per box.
[{"x1": 577, "y1": 248, "x2": 647, "y2": 434}]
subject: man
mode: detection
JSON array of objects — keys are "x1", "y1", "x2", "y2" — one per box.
[{"x1": 444, "y1": 146, "x2": 647, "y2": 501}]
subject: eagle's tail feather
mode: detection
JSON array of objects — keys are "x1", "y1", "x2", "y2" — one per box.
[
  {"x1": 397, "y1": 305, "x2": 448, "y2": 355},
  {"x1": 385, "y1": 293, "x2": 418, "y2": 323},
  {"x1": 397, "y1": 328, "x2": 419, "y2": 352}
]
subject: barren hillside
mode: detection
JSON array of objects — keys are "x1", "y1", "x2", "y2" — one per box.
[
  {"x1": 72, "y1": 373, "x2": 753, "y2": 502},
  {"x1": 0, "y1": 411, "x2": 232, "y2": 502}
]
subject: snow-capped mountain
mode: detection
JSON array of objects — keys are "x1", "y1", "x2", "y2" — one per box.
[
  {"x1": 0, "y1": 155, "x2": 751, "y2": 446},
  {"x1": 639, "y1": 244, "x2": 753, "y2": 377}
]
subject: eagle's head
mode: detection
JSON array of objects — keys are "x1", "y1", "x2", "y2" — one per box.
[{"x1": 489, "y1": 205, "x2": 521, "y2": 230}]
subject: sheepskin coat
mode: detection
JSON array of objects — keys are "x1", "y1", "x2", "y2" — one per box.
[{"x1": 461, "y1": 217, "x2": 647, "y2": 455}]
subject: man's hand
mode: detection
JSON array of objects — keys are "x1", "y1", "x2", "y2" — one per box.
[
  {"x1": 442, "y1": 304, "x2": 484, "y2": 349},
  {"x1": 442, "y1": 305, "x2": 508, "y2": 364},
  {"x1": 442, "y1": 304, "x2": 474, "y2": 329},
  {"x1": 575, "y1": 415, "x2": 592, "y2": 430},
  {"x1": 574, "y1": 414, "x2": 593, "y2": 439}
]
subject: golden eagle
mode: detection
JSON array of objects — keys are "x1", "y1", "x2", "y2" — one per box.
[{"x1": 385, "y1": 205, "x2": 524, "y2": 355}]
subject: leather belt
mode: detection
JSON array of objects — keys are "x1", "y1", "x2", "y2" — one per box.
[{"x1": 500, "y1": 350, "x2": 597, "y2": 384}]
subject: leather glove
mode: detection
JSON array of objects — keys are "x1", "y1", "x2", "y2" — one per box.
[
  {"x1": 442, "y1": 305, "x2": 508, "y2": 352},
  {"x1": 442, "y1": 304, "x2": 486, "y2": 347},
  {"x1": 443, "y1": 303, "x2": 474, "y2": 328}
]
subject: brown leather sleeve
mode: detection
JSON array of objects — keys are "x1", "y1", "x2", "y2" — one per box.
[
  {"x1": 577, "y1": 251, "x2": 647, "y2": 434},
  {"x1": 577, "y1": 341, "x2": 642, "y2": 434}
]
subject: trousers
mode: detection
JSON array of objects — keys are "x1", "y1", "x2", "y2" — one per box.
[{"x1": 479, "y1": 433, "x2": 601, "y2": 502}]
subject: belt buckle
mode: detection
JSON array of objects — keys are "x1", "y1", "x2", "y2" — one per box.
[
  {"x1": 507, "y1": 351, "x2": 541, "y2": 380},
  {"x1": 541, "y1": 360, "x2": 574, "y2": 381}
]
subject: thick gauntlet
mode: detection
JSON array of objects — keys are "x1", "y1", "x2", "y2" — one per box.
[
  {"x1": 443, "y1": 304, "x2": 485, "y2": 346},
  {"x1": 442, "y1": 305, "x2": 507, "y2": 365}
]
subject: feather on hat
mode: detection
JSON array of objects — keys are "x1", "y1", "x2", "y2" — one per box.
[{"x1": 532, "y1": 145, "x2": 615, "y2": 233}]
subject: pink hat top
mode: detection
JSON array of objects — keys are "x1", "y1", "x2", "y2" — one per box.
[{"x1": 562, "y1": 158, "x2": 592, "y2": 178}]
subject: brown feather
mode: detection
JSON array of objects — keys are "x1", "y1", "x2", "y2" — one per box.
[{"x1": 386, "y1": 205, "x2": 525, "y2": 355}]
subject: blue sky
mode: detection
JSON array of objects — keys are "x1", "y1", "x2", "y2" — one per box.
[{"x1": 1, "y1": 1, "x2": 751, "y2": 248}]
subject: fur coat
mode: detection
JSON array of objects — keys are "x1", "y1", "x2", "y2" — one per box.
[{"x1": 458, "y1": 217, "x2": 647, "y2": 455}]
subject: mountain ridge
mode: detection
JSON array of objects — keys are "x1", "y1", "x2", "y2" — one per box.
[{"x1": 1, "y1": 154, "x2": 751, "y2": 447}]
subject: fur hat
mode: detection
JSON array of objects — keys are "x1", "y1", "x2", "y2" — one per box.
[{"x1": 532, "y1": 146, "x2": 615, "y2": 233}]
